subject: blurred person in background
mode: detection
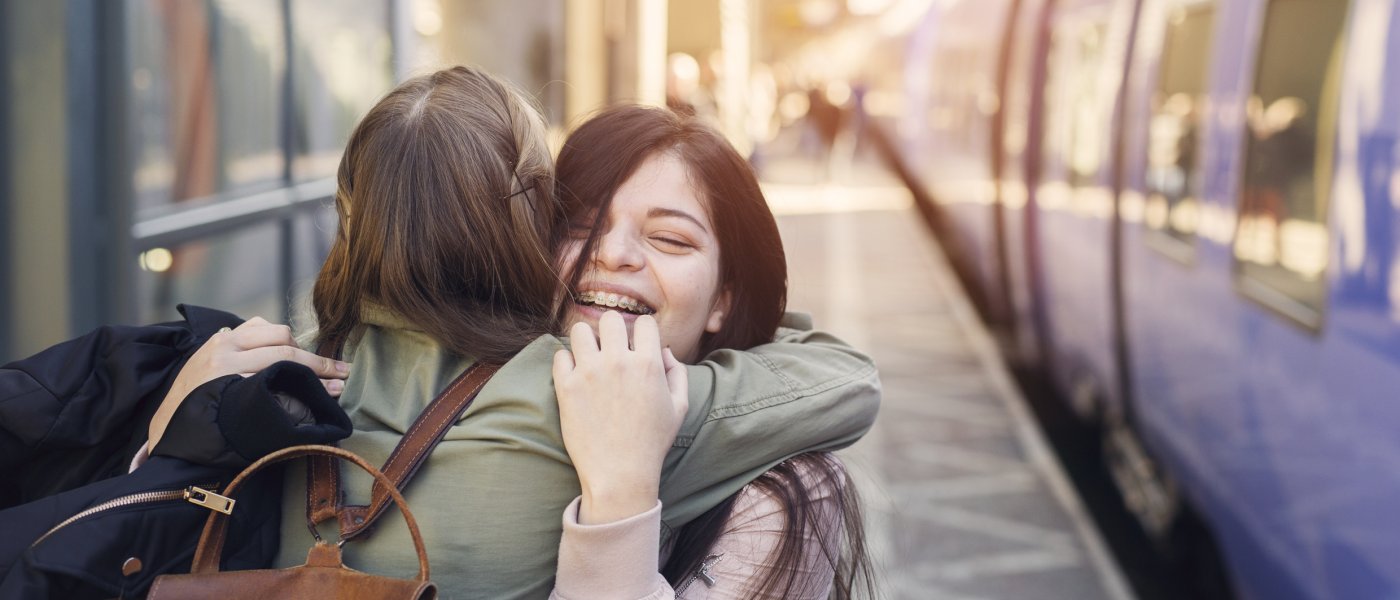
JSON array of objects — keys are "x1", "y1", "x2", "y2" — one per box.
[{"x1": 667, "y1": 52, "x2": 718, "y2": 121}]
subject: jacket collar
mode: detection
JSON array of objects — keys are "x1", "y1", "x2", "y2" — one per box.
[{"x1": 359, "y1": 303, "x2": 423, "y2": 332}]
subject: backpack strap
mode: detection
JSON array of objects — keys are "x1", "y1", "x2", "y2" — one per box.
[{"x1": 305, "y1": 362, "x2": 500, "y2": 541}]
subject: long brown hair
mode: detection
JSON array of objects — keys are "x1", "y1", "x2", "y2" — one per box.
[
  {"x1": 553, "y1": 105, "x2": 787, "y2": 355},
  {"x1": 555, "y1": 105, "x2": 874, "y2": 598},
  {"x1": 313, "y1": 66, "x2": 561, "y2": 361}
]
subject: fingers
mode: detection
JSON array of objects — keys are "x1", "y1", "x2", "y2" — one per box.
[
  {"x1": 228, "y1": 322, "x2": 297, "y2": 351},
  {"x1": 596, "y1": 310, "x2": 628, "y2": 352},
  {"x1": 663, "y1": 347, "x2": 689, "y2": 420},
  {"x1": 631, "y1": 315, "x2": 662, "y2": 360},
  {"x1": 661, "y1": 346, "x2": 681, "y2": 371},
  {"x1": 553, "y1": 348, "x2": 576, "y2": 382},
  {"x1": 237, "y1": 316, "x2": 270, "y2": 329},
  {"x1": 569, "y1": 321, "x2": 600, "y2": 362},
  {"x1": 322, "y1": 378, "x2": 345, "y2": 397},
  {"x1": 232, "y1": 345, "x2": 349, "y2": 379}
]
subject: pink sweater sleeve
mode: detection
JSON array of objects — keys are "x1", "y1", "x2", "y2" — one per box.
[
  {"x1": 128, "y1": 441, "x2": 151, "y2": 473},
  {"x1": 550, "y1": 461, "x2": 843, "y2": 600}
]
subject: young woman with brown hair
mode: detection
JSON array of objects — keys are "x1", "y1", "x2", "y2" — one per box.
[
  {"x1": 548, "y1": 105, "x2": 875, "y2": 599},
  {"x1": 149, "y1": 67, "x2": 878, "y2": 599}
]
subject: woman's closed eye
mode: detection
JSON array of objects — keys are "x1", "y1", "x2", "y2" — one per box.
[
  {"x1": 567, "y1": 221, "x2": 594, "y2": 238},
  {"x1": 650, "y1": 234, "x2": 697, "y2": 251}
]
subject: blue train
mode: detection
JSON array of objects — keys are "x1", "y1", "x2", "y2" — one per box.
[{"x1": 889, "y1": 0, "x2": 1399, "y2": 597}]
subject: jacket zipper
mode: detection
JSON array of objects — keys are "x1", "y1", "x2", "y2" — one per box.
[
  {"x1": 675, "y1": 553, "x2": 723, "y2": 597},
  {"x1": 30, "y1": 483, "x2": 221, "y2": 549}
]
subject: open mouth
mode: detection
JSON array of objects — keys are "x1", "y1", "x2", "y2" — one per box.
[{"x1": 575, "y1": 290, "x2": 656, "y2": 316}]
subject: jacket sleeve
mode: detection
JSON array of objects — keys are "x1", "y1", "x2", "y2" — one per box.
[
  {"x1": 657, "y1": 313, "x2": 879, "y2": 532},
  {"x1": 552, "y1": 458, "x2": 844, "y2": 600},
  {"x1": 0, "y1": 305, "x2": 243, "y2": 500},
  {"x1": 152, "y1": 361, "x2": 353, "y2": 468}
]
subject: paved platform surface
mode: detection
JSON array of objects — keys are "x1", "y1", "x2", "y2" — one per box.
[{"x1": 760, "y1": 153, "x2": 1136, "y2": 600}]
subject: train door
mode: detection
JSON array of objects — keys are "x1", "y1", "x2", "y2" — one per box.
[
  {"x1": 996, "y1": 0, "x2": 1056, "y2": 368},
  {"x1": 916, "y1": 1, "x2": 1017, "y2": 321},
  {"x1": 1115, "y1": 0, "x2": 1265, "y2": 589},
  {"x1": 1034, "y1": 0, "x2": 1133, "y2": 416}
]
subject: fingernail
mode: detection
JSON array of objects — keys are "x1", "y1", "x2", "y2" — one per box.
[
  {"x1": 336, "y1": 361, "x2": 350, "y2": 374},
  {"x1": 327, "y1": 380, "x2": 344, "y2": 392}
]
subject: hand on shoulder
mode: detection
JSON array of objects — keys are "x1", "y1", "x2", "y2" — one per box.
[{"x1": 146, "y1": 316, "x2": 350, "y2": 449}]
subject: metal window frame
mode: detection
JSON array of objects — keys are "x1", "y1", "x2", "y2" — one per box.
[
  {"x1": 1228, "y1": 0, "x2": 1351, "y2": 335},
  {"x1": 0, "y1": 0, "x2": 11, "y2": 357},
  {"x1": 54, "y1": 0, "x2": 398, "y2": 333},
  {"x1": 66, "y1": 0, "x2": 134, "y2": 333}
]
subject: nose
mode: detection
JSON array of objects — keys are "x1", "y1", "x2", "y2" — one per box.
[{"x1": 594, "y1": 229, "x2": 643, "y2": 272}]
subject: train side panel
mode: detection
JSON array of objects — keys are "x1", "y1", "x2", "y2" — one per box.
[
  {"x1": 906, "y1": 0, "x2": 1400, "y2": 595},
  {"x1": 1119, "y1": 0, "x2": 1400, "y2": 597},
  {"x1": 1293, "y1": 0, "x2": 1400, "y2": 595}
]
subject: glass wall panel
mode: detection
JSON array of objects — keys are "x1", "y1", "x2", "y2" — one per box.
[
  {"x1": 135, "y1": 221, "x2": 284, "y2": 324},
  {"x1": 1234, "y1": 0, "x2": 1348, "y2": 319},
  {"x1": 287, "y1": 205, "x2": 339, "y2": 332},
  {"x1": 290, "y1": 0, "x2": 393, "y2": 181},
  {"x1": 127, "y1": 0, "x2": 286, "y2": 216}
]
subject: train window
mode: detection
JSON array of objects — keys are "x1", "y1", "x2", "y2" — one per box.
[
  {"x1": 290, "y1": 0, "x2": 393, "y2": 181},
  {"x1": 1144, "y1": 2, "x2": 1215, "y2": 246},
  {"x1": 1233, "y1": 0, "x2": 1348, "y2": 326},
  {"x1": 128, "y1": 0, "x2": 287, "y2": 215},
  {"x1": 1042, "y1": 23, "x2": 1108, "y2": 190}
]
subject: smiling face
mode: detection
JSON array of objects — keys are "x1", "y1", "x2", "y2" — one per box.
[{"x1": 559, "y1": 152, "x2": 731, "y2": 362}]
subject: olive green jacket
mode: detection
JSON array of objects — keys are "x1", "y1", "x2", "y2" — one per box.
[{"x1": 275, "y1": 307, "x2": 880, "y2": 599}]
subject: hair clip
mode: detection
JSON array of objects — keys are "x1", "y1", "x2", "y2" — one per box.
[{"x1": 504, "y1": 172, "x2": 533, "y2": 200}]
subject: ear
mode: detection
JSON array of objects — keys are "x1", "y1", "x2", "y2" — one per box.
[{"x1": 705, "y1": 287, "x2": 732, "y2": 334}]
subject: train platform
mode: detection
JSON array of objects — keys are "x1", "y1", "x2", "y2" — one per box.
[{"x1": 759, "y1": 151, "x2": 1136, "y2": 600}]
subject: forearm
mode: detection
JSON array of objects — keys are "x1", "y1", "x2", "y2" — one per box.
[
  {"x1": 551, "y1": 497, "x2": 672, "y2": 600},
  {"x1": 553, "y1": 466, "x2": 843, "y2": 600},
  {"x1": 660, "y1": 318, "x2": 879, "y2": 528}
]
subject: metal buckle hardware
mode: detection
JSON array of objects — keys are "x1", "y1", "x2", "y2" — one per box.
[{"x1": 184, "y1": 486, "x2": 236, "y2": 515}]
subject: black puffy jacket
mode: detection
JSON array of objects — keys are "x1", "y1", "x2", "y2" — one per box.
[{"x1": 0, "y1": 305, "x2": 351, "y2": 598}]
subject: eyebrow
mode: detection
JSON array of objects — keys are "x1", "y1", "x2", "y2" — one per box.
[{"x1": 647, "y1": 207, "x2": 709, "y2": 234}]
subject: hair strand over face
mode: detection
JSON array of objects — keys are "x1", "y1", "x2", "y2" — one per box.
[{"x1": 553, "y1": 105, "x2": 788, "y2": 356}]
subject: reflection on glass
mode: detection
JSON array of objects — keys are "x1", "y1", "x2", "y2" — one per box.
[
  {"x1": 1234, "y1": 0, "x2": 1347, "y2": 316},
  {"x1": 290, "y1": 0, "x2": 392, "y2": 181},
  {"x1": 1068, "y1": 25, "x2": 1106, "y2": 186},
  {"x1": 128, "y1": 0, "x2": 286, "y2": 215},
  {"x1": 1042, "y1": 23, "x2": 1107, "y2": 190},
  {"x1": 137, "y1": 222, "x2": 284, "y2": 325},
  {"x1": 1146, "y1": 3, "x2": 1215, "y2": 244}
]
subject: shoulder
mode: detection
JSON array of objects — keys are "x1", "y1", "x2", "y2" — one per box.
[
  {"x1": 682, "y1": 455, "x2": 846, "y2": 599},
  {"x1": 725, "y1": 454, "x2": 847, "y2": 534}
]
